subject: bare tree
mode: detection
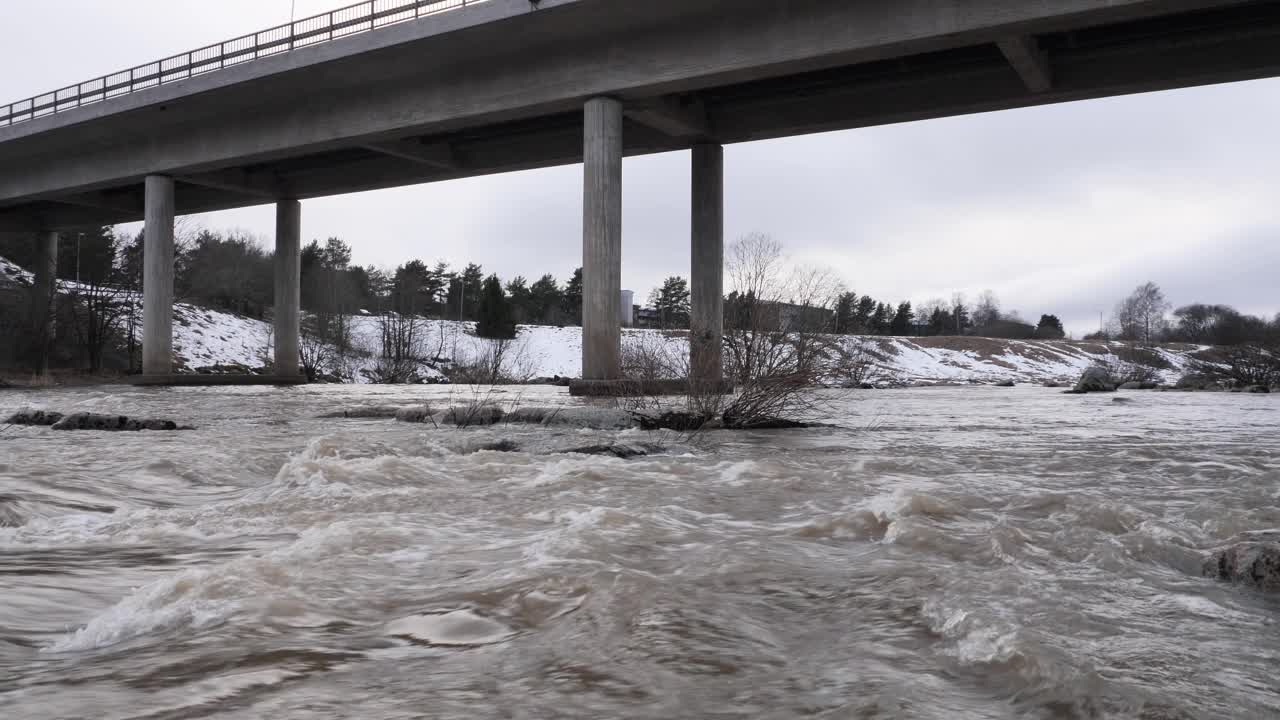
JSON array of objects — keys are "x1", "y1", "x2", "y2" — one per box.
[
  {"x1": 971, "y1": 289, "x2": 1001, "y2": 329},
  {"x1": 1112, "y1": 281, "x2": 1170, "y2": 346},
  {"x1": 364, "y1": 311, "x2": 426, "y2": 383}
]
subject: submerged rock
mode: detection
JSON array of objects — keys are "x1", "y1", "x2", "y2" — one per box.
[
  {"x1": 3, "y1": 410, "x2": 64, "y2": 426},
  {"x1": 563, "y1": 442, "x2": 664, "y2": 459},
  {"x1": 1118, "y1": 380, "x2": 1160, "y2": 390},
  {"x1": 507, "y1": 406, "x2": 637, "y2": 430},
  {"x1": 1070, "y1": 366, "x2": 1116, "y2": 394},
  {"x1": 1202, "y1": 542, "x2": 1280, "y2": 592},
  {"x1": 1042, "y1": 380, "x2": 1065, "y2": 388},
  {"x1": 475, "y1": 439, "x2": 520, "y2": 453},
  {"x1": 633, "y1": 411, "x2": 718, "y2": 432},
  {"x1": 50, "y1": 413, "x2": 185, "y2": 431},
  {"x1": 442, "y1": 404, "x2": 504, "y2": 427},
  {"x1": 1244, "y1": 385, "x2": 1271, "y2": 394},
  {"x1": 393, "y1": 406, "x2": 435, "y2": 424},
  {"x1": 993, "y1": 379, "x2": 1016, "y2": 387},
  {"x1": 1175, "y1": 373, "x2": 1221, "y2": 391},
  {"x1": 318, "y1": 406, "x2": 402, "y2": 419}
]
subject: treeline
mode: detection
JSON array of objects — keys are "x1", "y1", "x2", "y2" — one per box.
[{"x1": 1087, "y1": 281, "x2": 1280, "y2": 347}]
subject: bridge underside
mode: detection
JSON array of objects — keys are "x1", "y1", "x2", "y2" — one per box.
[
  {"x1": 4, "y1": 0, "x2": 1280, "y2": 384},
  {"x1": 3, "y1": 1, "x2": 1280, "y2": 230}
]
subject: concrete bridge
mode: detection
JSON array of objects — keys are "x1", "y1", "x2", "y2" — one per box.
[{"x1": 3, "y1": 0, "x2": 1279, "y2": 390}]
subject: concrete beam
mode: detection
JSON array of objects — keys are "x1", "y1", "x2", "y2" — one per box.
[
  {"x1": 274, "y1": 199, "x2": 302, "y2": 379},
  {"x1": 178, "y1": 169, "x2": 286, "y2": 199},
  {"x1": 624, "y1": 97, "x2": 710, "y2": 140},
  {"x1": 361, "y1": 140, "x2": 457, "y2": 169},
  {"x1": 581, "y1": 97, "x2": 622, "y2": 381},
  {"x1": 50, "y1": 190, "x2": 143, "y2": 216},
  {"x1": 142, "y1": 176, "x2": 175, "y2": 377},
  {"x1": 998, "y1": 35, "x2": 1053, "y2": 92}
]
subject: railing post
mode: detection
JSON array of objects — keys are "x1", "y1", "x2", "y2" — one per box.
[
  {"x1": 370, "y1": 1, "x2": 376, "y2": 31},
  {"x1": 220, "y1": 42, "x2": 226, "y2": 69},
  {"x1": 329, "y1": 12, "x2": 335, "y2": 40}
]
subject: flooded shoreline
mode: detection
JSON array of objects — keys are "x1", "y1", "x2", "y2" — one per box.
[{"x1": 2, "y1": 385, "x2": 1278, "y2": 719}]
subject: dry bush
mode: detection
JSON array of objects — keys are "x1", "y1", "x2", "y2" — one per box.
[
  {"x1": 449, "y1": 337, "x2": 538, "y2": 385},
  {"x1": 619, "y1": 233, "x2": 864, "y2": 430},
  {"x1": 1216, "y1": 344, "x2": 1280, "y2": 387}
]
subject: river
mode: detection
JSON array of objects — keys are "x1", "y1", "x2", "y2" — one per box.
[{"x1": 1, "y1": 385, "x2": 1277, "y2": 719}]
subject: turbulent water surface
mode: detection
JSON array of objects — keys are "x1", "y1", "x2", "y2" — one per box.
[{"x1": 1, "y1": 385, "x2": 1277, "y2": 719}]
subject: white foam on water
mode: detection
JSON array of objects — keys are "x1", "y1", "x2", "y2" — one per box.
[{"x1": 386, "y1": 610, "x2": 515, "y2": 646}]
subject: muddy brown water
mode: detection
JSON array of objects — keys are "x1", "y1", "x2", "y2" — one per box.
[{"x1": 1, "y1": 385, "x2": 1278, "y2": 719}]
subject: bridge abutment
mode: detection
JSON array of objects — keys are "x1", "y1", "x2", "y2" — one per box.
[
  {"x1": 273, "y1": 199, "x2": 302, "y2": 379},
  {"x1": 142, "y1": 175, "x2": 175, "y2": 377},
  {"x1": 581, "y1": 96, "x2": 623, "y2": 381},
  {"x1": 690, "y1": 143, "x2": 724, "y2": 387}
]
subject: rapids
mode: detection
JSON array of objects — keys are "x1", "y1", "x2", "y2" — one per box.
[{"x1": 1, "y1": 384, "x2": 1277, "y2": 719}]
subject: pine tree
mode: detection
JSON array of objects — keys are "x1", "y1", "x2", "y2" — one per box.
[
  {"x1": 832, "y1": 292, "x2": 857, "y2": 334},
  {"x1": 649, "y1": 276, "x2": 690, "y2": 329},
  {"x1": 505, "y1": 276, "x2": 531, "y2": 324},
  {"x1": 870, "y1": 302, "x2": 892, "y2": 335},
  {"x1": 853, "y1": 295, "x2": 878, "y2": 333},
  {"x1": 1036, "y1": 314, "x2": 1066, "y2": 339},
  {"x1": 475, "y1": 274, "x2": 516, "y2": 339},
  {"x1": 528, "y1": 274, "x2": 562, "y2": 324},
  {"x1": 562, "y1": 267, "x2": 583, "y2": 325},
  {"x1": 890, "y1": 301, "x2": 914, "y2": 335}
]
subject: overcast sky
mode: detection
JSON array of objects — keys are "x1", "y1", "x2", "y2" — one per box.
[{"x1": 4, "y1": 0, "x2": 1278, "y2": 335}]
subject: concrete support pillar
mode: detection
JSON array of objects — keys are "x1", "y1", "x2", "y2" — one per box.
[
  {"x1": 142, "y1": 175, "x2": 175, "y2": 376},
  {"x1": 690, "y1": 143, "x2": 724, "y2": 385},
  {"x1": 31, "y1": 231, "x2": 59, "y2": 374},
  {"x1": 581, "y1": 96, "x2": 623, "y2": 380},
  {"x1": 273, "y1": 199, "x2": 302, "y2": 378}
]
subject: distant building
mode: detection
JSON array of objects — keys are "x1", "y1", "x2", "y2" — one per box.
[
  {"x1": 732, "y1": 300, "x2": 833, "y2": 332},
  {"x1": 620, "y1": 290, "x2": 634, "y2": 326},
  {"x1": 635, "y1": 307, "x2": 661, "y2": 328}
]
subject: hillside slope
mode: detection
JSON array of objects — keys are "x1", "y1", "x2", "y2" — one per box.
[{"x1": 3, "y1": 255, "x2": 1212, "y2": 384}]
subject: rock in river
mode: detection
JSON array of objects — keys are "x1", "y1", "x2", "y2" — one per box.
[
  {"x1": 1070, "y1": 366, "x2": 1116, "y2": 394},
  {"x1": 50, "y1": 413, "x2": 186, "y2": 432},
  {"x1": 1202, "y1": 541, "x2": 1280, "y2": 592},
  {"x1": 3, "y1": 410, "x2": 64, "y2": 426}
]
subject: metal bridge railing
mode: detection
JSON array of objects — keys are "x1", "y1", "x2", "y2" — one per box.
[{"x1": 1, "y1": 0, "x2": 482, "y2": 128}]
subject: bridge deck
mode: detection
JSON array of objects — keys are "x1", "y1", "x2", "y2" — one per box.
[{"x1": 2, "y1": 0, "x2": 1280, "y2": 230}]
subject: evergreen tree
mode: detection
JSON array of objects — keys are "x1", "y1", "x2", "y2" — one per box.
[
  {"x1": 528, "y1": 274, "x2": 562, "y2": 324},
  {"x1": 461, "y1": 263, "x2": 485, "y2": 321},
  {"x1": 648, "y1": 276, "x2": 691, "y2": 329},
  {"x1": 562, "y1": 267, "x2": 583, "y2": 325},
  {"x1": 927, "y1": 306, "x2": 950, "y2": 336},
  {"x1": 853, "y1": 295, "x2": 877, "y2": 333},
  {"x1": 832, "y1": 292, "x2": 857, "y2": 334},
  {"x1": 475, "y1": 274, "x2": 516, "y2": 339},
  {"x1": 1036, "y1": 314, "x2": 1066, "y2": 339},
  {"x1": 505, "y1": 276, "x2": 532, "y2": 323},
  {"x1": 890, "y1": 301, "x2": 914, "y2": 335},
  {"x1": 870, "y1": 302, "x2": 892, "y2": 335}
]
